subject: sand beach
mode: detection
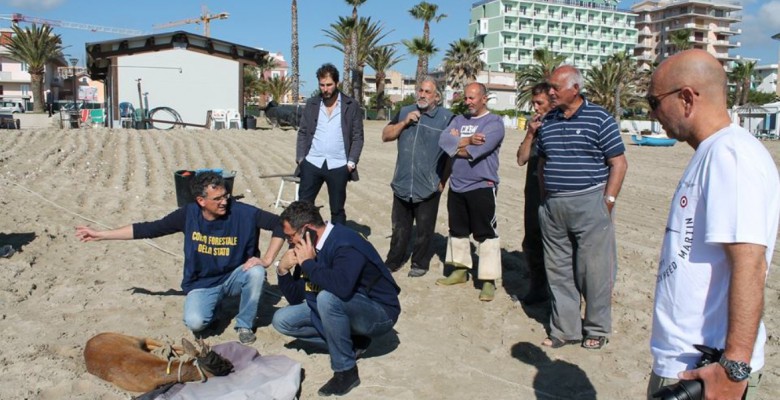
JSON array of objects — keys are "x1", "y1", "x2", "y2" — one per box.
[{"x1": 0, "y1": 121, "x2": 778, "y2": 399}]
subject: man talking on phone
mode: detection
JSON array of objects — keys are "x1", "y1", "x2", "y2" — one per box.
[{"x1": 272, "y1": 201, "x2": 401, "y2": 396}]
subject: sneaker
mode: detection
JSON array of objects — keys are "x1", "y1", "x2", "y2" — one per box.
[
  {"x1": 237, "y1": 328, "x2": 256, "y2": 344},
  {"x1": 318, "y1": 366, "x2": 360, "y2": 396},
  {"x1": 407, "y1": 267, "x2": 428, "y2": 277}
]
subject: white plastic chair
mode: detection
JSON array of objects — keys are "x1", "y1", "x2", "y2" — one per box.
[
  {"x1": 274, "y1": 175, "x2": 300, "y2": 209},
  {"x1": 209, "y1": 109, "x2": 227, "y2": 130},
  {"x1": 226, "y1": 109, "x2": 242, "y2": 129}
]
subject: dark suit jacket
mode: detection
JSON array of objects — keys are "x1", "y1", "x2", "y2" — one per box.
[{"x1": 295, "y1": 92, "x2": 364, "y2": 181}]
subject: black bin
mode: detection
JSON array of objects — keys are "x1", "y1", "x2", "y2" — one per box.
[
  {"x1": 174, "y1": 169, "x2": 236, "y2": 207},
  {"x1": 244, "y1": 115, "x2": 256, "y2": 130}
]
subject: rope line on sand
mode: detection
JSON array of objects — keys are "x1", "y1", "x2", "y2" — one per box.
[{"x1": 4, "y1": 177, "x2": 182, "y2": 259}]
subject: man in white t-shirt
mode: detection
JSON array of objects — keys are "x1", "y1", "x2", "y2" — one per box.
[{"x1": 646, "y1": 49, "x2": 780, "y2": 399}]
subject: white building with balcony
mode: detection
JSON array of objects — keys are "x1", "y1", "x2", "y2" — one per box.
[
  {"x1": 754, "y1": 64, "x2": 778, "y2": 95},
  {"x1": 631, "y1": 0, "x2": 742, "y2": 69},
  {"x1": 470, "y1": 0, "x2": 638, "y2": 72}
]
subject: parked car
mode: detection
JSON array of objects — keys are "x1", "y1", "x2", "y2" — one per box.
[{"x1": 0, "y1": 101, "x2": 25, "y2": 114}]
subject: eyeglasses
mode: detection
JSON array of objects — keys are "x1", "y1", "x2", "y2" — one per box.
[
  {"x1": 646, "y1": 88, "x2": 699, "y2": 111},
  {"x1": 284, "y1": 225, "x2": 308, "y2": 241},
  {"x1": 206, "y1": 192, "x2": 231, "y2": 202}
]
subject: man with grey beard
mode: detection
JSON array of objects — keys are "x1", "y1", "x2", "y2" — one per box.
[{"x1": 382, "y1": 77, "x2": 453, "y2": 277}]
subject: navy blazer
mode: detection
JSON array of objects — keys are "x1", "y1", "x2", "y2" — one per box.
[{"x1": 295, "y1": 92, "x2": 364, "y2": 181}]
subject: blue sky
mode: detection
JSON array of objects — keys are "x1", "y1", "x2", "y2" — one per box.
[{"x1": 1, "y1": 0, "x2": 778, "y2": 94}]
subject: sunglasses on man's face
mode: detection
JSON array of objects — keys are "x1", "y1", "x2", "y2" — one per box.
[
  {"x1": 646, "y1": 87, "x2": 700, "y2": 111},
  {"x1": 646, "y1": 88, "x2": 683, "y2": 111}
]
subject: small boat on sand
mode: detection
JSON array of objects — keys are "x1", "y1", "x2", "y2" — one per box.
[{"x1": 631, "y1": 134, "x2": 676, "y2": 147}]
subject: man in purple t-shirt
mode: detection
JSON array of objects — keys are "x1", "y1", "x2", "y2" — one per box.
[{"x1": 437, "y1": 82, "x2": 505, "y2": 301}]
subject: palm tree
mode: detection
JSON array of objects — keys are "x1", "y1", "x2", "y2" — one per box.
[
  {"x1": 442, "y1": 39, "x2": 485, "y2": 98},
  {"x1": 443, "y1": 39, "x2": 484, "y2": 93},
  {"x1": 243, "y1": 65, "x2": 263, "y2": 105},
  {"x1": 366, "y1": 45, "x2": 404, "y2": 120},
  {"x1": 243, "y1": 56, "x2": 278, "y2": 105},
  {"x1": 322, "y1": 16, "x2": 355, "y2": 93},
  {"x1": 408, "y1": 1, "x2": 447, "y2": 83},
  {"x1": 514, "y1": 48, "x2": 566, "y2": 109},
  {"x1": 5, "y1": 24, "x2": 63, "y2": 113},
  {"x1": 402, "y1": 36, "x2": 438, "y2": 84},
  {"x1": 262, "y1": 76, "x2": 295, "y2": 104},
  {"x1": 291, "y1": 0, "x2": 300, "y2": 104},
  {"x1": 345, "y1": 0, "x2": 368, "y2": 98},
  {"x1": 584, "y1": 51, "x2": 647, "y2": 124},
  {"x1": 729, "y1": 60, "x2": 757, "y2": 106},
  {"x1": 669, "y1": 29, "x2": 692, "y2": 52},
  {"x1": 319, "y1": 16, "x2": 391, "y2": 105}
]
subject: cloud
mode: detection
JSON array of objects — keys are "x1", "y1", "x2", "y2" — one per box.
[
  {"x1": 0, "y1": 0, "x2": 65, "y2": 10},
  {"x1": 736, "y1": 1, "x2": 780, "y2": 63}
]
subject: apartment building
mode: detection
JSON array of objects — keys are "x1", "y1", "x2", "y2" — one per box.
[
  {"x1": 754, "y1": 64, "x2": 778, "y2": 95},
  {"x1": 470, "y1": 0, "x2": 638, "y2": 72},
  {"x1": 363, "y1": 70, "x2": 417, "y2": 104},
  {"x1": 631, "y1": 0, "x2": 742, "y2": 68}
]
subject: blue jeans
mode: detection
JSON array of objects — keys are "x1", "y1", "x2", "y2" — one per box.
[
  {"x1": 272, "y1": 291, "x2": 395, "y2": 372},
  {"x1": 183, "y1": 266, "x2": 266, "y2": 332}
]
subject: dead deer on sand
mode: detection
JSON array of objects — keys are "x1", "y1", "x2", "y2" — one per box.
[{"x1": 84, "y1": 332, "x2": 234, "y2": 393}]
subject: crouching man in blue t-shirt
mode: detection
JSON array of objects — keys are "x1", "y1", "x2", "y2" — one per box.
[
  {"x1": 75, "y1": 171, "x2": 285, "y2": 345},
  {"x1": 273, "y1": 201, "x2": 401, "y2": 396}
]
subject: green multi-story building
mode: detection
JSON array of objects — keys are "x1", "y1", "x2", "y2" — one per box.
[{"x1": 470, "y1": 0, "x2": 638, "y2": 71}]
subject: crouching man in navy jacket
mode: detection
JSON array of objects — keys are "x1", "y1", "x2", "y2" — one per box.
[{"x1": 273, "y1": 201, "x2": 401, "y2": 396}]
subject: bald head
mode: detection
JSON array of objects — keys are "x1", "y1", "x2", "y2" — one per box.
[
  {"x1": 653, "y1": 49, "x2": 727, "y2": 105},
  {"x1": 650, "y1": 49, "x2": 733, "y2": 147}
]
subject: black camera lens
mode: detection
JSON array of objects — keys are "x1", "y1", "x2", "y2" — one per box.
[{"x1": 652, "y1": 379, "x2": 702, "y2": 400}]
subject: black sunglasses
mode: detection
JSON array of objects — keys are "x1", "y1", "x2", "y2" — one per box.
[{"x1": 646, "y1": 87, "x2": 699, "y2": 111}]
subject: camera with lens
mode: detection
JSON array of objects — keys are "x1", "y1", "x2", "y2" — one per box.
[{"x1": 652, "y1": 344, "x2": 722, "y2": 400}]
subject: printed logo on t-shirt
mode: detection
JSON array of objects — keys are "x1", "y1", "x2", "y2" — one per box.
[
  {"x1": 192, "y1": 231, "x2": 236, "y2": 256},
  {"x1": 680, "y1": 195, "x2": 688, "y2": 208},
  {"x1": 460, "y1": 125, "x2": 478, "y2": 137}
]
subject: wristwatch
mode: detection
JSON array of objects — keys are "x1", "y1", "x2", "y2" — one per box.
[
  {"x1": 605, "y1": 195, "x2": 616, "y2": 204},
  {"x1": 719, "y1": 354, "x2": 752, "y2": 382}
]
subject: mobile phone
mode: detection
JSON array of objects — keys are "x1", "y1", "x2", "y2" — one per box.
[{"x1": 305, "y1": 227, "x2": 318, "y2": 245}]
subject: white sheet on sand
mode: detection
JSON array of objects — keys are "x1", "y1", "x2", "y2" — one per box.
[{"x1": 156, "y1": 342, "x2": 301, "y2": 400}]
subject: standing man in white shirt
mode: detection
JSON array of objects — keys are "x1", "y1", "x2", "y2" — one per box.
[{"x1": 647, "y1": 49, "x2": 780, "y2": 400}]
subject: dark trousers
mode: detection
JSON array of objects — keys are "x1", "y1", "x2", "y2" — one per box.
[
  {"x1": 447, "y1": 186, "x2": 498, "y2": 242},
  {"x1": 385, "y1": 192, "x2": 442, "y2": 271},
  {"x1": 298, "y1": 159, "x2": 349, "y2": 225},
  {"x1": 522, "y1": 155, "x2": 548, "y2": 295}
]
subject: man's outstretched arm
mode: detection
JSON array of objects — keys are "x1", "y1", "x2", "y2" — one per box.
[{"x1": 75, "y1": 225, "x2": 134, "y2": 241}]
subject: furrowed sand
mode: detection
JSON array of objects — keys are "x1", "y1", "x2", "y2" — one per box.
[{"x1": 1, "y1": 121, "x2": 778, "y2": 399}]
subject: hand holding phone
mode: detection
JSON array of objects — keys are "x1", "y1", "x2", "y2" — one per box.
[{"x1": 305, "y1": 227, "x2": 318, "y2": 246}]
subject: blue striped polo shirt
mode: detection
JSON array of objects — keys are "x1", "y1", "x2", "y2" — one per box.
[{"x1": 536, "y1": 99, "x2": 624, "y2": 193}]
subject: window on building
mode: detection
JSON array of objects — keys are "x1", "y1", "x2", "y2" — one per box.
[
  {"x1": 0, "y1": 85, "x2": 4, "y2": 95},
  {"x1": 272, "y1": 71, "x2": 281, "y2": 78},
  {"x1": 21, "y1": 84, "x2": 29, "y2": 96},
  {"x1": 21, "y1": 62, "x2": 28, "y2": 71}
]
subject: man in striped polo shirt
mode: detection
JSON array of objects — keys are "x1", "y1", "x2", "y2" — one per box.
[{"x1": 536, "y1": 65, "x2": 628, "y2": 350}]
